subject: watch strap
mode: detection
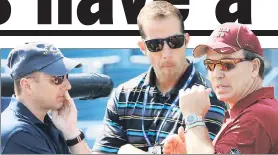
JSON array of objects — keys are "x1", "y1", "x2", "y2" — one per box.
[
  {"x1": 66, "y1": 130, "x2": 85, "y2": 146},
  {"x1": 185, "y1": 121, "x2": 206, "y2": 133}
]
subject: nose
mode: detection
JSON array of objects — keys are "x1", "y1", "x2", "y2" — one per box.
[
  {"x1": 211, "y1": 65, "x2": 225, "y2": 79},
  {"x1": 62, "y1": 77, "x2": 72, "y2": 91},
  {"x1": 161, "y1": 41, "x2": 172, "y2": 58}
]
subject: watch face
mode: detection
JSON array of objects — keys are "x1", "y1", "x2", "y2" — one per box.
[{"x1": 186, "y1": 115, "x2": 196, "y2": 123}]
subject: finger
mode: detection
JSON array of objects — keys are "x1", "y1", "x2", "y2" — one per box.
[
  {"x1": 64, "y1": 91, "x2": 72, "y2": 102},
  {"x1": 184, "y1": 88, "x2": 191, "y2": 94},
  {"x1": 162, "y1": 149, "x2": 170, "y2": 154},
  {"x1": 63, "y1": 102, "x2": 71, "y2": 114},
  {"x1": 191, "y1": 84, "x2": 199, "y2": 91},
  {"x1": 63, "y1": 102, "x2": 67, "y2": 109},
  {"x1": 178, "y1": 126, "x2": 185, "y2": 142},
  {"x1": 162, "y1": 148, "x2": 171, "y2": 154},
  {"x1": 163, "y1": 139, "x2": 174, "y2": 152},
  {"x1": 163, "y1": 141, "x2": 169, "y2": 149},
  {"x1": 65, "y1": 91, "x2": 76, "y2": 109},
  {"x1": 179, "y1": 89, "x2": 184, "y2": 96},
  {"x1": 57, "y1": 105, "x2": 66, "y2": 115},
  {"x1": 165, "y1": 135, "x2": 176, "y2": 144},
  {"x1": 197, "y1": 84, "x2": 206, "y2": 92}
]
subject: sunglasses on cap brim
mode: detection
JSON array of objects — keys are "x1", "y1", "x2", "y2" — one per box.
[{"x1": 144, "y1": 34, "x2": 185, "y2": 52}]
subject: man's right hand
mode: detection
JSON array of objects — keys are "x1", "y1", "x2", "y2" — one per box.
[{"x1": 163, "y1": 126, "x2": 187, "y2": 154}]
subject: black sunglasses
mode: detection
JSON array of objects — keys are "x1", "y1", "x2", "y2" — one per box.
[
  {"x1": 50, "y1": 74, "x2": 69, "y2": 85},
  {"x1": 25, "y1": 74, "x2": 69, "y2": 85},
  {"x1": 204, "y1": 58, "x2": 248, "y2": 71},
  {"x1": 144, "y1": 34, "x2": 185, "y2": 52}
]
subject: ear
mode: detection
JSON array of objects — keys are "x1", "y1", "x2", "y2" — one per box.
[
  {"x1": 138, "y1": 40, "x2": 147, "y2": 56},
  {"x1": 20, "y1": 78, "x2": 33, "y2": 95},
  {"x1": 251, "y1": 58, "x2": 260, "y2": 78},
  {"x1": 184, "y1": 33, "x2": 190, "y2": 48}
]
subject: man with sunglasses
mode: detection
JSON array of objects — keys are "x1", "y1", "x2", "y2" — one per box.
[
  {"x1": 1, "y1": 42, "x2": 84, "y2": 154},
  {"x1": 90, "y1": 1, "x2": 226, "y2": 154},
  {"x1": 163, "y1": 22, "x2": 278, "y2": 154}
]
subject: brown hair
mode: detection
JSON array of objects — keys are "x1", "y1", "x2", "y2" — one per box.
[
  {"x1": 137, "y1": 0, "x2": 184, "y2": 39},
  {"x1": 14, "y1": 78, "x2": 22, "y2": 95}
]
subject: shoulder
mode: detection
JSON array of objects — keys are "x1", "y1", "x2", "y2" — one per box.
[
  {"x1": 1, "y1": 122, "x2": 46, "y2": 152},
  {"x1": 231, "y1": 100, "x2": 278, "y2": 143},
  {"x1": 1, "y1": 128, "x2": 53, "y2": 154},
  {"x1": 120, "y1": 72, "x2": 146, "y2": 91},
  {"x1": 1, "y1": 110, "x2": 43, "y2": 144},
  {"x1": 113, "y1": 72, "x2": 147, "y2": 97},
  {"x1": 244, "y1": 99, "x2": 278, "y2": 125}
]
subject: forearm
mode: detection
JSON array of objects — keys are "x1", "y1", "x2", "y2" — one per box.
[{"x1": 184, "y1": 126, "x2": 214, "y2": 154}]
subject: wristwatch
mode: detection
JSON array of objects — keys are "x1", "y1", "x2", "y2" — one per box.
[
  {"x1": 184, "y1": 114, "x2": 204, "y2": 125},
  {"x1": 66, "y1": 130, "x2": 85, "y2": 146}
]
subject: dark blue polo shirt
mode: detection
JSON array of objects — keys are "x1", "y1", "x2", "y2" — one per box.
[{"x1": 1, "y1": 96, "x2": 71, "y2": 154}]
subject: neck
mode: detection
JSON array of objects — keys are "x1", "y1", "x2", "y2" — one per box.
[
  {"x1": 156, "y1": 79, "x2": 177, "y2": 95},
  {"x1": 228, "y1": 77, "x2": 262, "y2": 109},
  {"x1": 156, "y1": 62, "x2": 189, "y2": 95},
  {"x1": 16, "y1": 95, "x2": 48, "y2": 122}
]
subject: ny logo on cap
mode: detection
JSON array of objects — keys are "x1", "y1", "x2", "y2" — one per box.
[{"x1": 43, "y1": 44, "x2": 59, "y2": 55}]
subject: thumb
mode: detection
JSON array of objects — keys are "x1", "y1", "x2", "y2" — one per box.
[
  {"x1": 178, "y1": 126, "x2": 185, "y2": 142},
  {"x1": 64, "y1": 91, "x2": 76, "y2": 108},
  {"x1": 65, "y1": 91, "x2": 72, "y2": 100}
]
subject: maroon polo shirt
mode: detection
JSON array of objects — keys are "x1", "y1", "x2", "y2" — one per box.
[{"x1": 213, "y1": 87, "x2": 278, "y2": 154}]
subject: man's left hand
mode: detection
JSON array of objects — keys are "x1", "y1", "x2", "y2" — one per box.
[
  {"x1": 52, "y1": 91, "x2": 80, "y2": 140},
  {"x1": 163, "y1": 126, "x2": 187, "y2": 154}
]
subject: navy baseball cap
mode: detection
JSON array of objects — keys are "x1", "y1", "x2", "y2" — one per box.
[{"x1": 7, "y1": 42, "x2": 82, "y2": 80}]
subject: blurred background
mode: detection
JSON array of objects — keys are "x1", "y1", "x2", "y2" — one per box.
[{"x1": 1, "y1": 48, "x2": 278, "y2": 148}]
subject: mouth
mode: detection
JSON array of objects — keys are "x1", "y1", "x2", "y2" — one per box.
[
  {"x1": 216, "y1": 85, "x2": 228, "y2": 88},
  {"x1": 57, "y1": 96, "x2": 65, "y2": 101},
  {"x1": 163, "y1": 65, "x2": 173, "y2": 68},
  {"x1": 215, "y1": 84, "x2": 230, "y2": 92},
  {"x1": 162, "y1": 64, "x2": 175, "y2": 68}
]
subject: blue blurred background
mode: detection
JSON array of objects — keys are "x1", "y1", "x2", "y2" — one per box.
[{"x1": 1, "y1": 48, "x2": 278, "y2": 148}]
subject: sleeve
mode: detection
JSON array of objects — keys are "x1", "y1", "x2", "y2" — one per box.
[
  {"x1": 214, "y1": 117, "x2": 272, "y2": 154},
  {"x1": 2, "y1": 130, "x2": 54, "y2": 154},
  {"x1": 205, "y1": 91, "x2": 227, "y2": 141},
  {"x1": 92, "y1": 86, "x2": 128, "y2": 154}
]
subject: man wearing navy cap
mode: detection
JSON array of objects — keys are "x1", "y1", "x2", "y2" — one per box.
[
  {"x1": 163, "y1": 22, "x2": 278, "y2": 154},
  {"x1": 1, "y1": 42, "x2": 87, "y2": 154}
]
